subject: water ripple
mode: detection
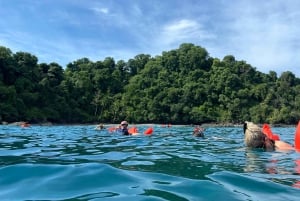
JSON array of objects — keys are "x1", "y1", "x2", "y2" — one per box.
[{"x1": 1, "y1": 124, "x2": 300, "y2": 200}]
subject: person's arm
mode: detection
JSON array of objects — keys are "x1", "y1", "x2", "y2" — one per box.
[{"x1": 274, "y1": 140, "x2": 294, "y2": 150}]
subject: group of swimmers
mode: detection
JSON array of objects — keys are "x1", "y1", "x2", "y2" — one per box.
[
  {"x1": 96, "y1": 121, "x2": 204, "y2": 136},
  {"x1": 96, "y1": 120, "x2": 300, "y2": 152},
  {"x1": 95, "y1": 121, "x2": 131, "y2": 135}
]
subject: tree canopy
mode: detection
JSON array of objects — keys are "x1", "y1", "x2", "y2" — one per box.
[{"x1": 1, "y1": 43, "x2": 299, "y2": 124}]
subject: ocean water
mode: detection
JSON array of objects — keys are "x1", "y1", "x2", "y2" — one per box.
[{"x1": 0, "y1": 124, "x2": 300, "y2": 201}]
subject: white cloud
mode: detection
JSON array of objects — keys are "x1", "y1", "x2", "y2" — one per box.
[
  {"x1": 156, "y1": 19, "x2": 215, "y2": 50},
  {"x1": 214, "y1": 0, "x2": 300, "y2": 76},
  {"x1": 91, "y1": 7, "x2": 109, "y2": 15},
  {"x1": 0, "y1": 0, "x2": 299, "y2": 77},
  {"x1": 164, "y1": 19, "x2": 197, "y2": 32}
]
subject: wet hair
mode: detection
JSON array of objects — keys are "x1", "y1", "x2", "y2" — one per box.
[
  {"x1": 193, "y1": 126, "x2": 204, "y2": 137},
  {"x1": 243, "y1": 121, "x2": 275, "y2": 151}
]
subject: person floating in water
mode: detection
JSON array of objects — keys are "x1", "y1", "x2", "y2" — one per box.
[
  {"x1": 20, "y1": 122, "x2": 30, "y2": 128},
  {"x1": 95, "y1": 123, "x2": 104, "y2": 130},
  {"x1": 243, "y1": 121, "x2": 299, "y2": 151},
  {"x1": 193, "y1": 125, "x2": 205, "y2": 137},
  {"x1": 118, "y1": 121, "x2": 130, "y2": 135}
]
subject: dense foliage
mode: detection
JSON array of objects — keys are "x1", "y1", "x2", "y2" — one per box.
[{"x1": 1, "y1": 43, "x2": 299, "y2": 124}]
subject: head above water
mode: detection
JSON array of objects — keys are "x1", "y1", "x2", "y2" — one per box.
[
  {"x1": 193, "y1": 125, "x2": 204, "y2": 137},
  {"x1": 243, "y1": 121, "x2": 275, "y2": 151},
  {"x1": 120, "y1": 121, "x2": 128, "y2": 126}
]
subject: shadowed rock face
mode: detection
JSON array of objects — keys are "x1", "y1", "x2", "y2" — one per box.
[{"x1": 243, "y1": 121, "x2": 275, "y2": 151}]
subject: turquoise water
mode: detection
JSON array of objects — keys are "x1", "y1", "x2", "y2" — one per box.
[{"x1": 1, "y1": 125, "x2": 300, "y2": 200}]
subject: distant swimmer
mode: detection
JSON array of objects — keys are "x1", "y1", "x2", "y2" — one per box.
[
  {"x1": 193, "y1": 125, "x2": 205, "y2": 137},
  {"x1": 118, "y1": 121, "x2": 130, "y2": 135},
  {"x1": 20, "y1": 122, "x2": 30, "y2": 128},
  {"x1": 95, "y1": 123, "x2": 105, "y2": 130},
  {"x1": 107, "y1": 121, "x2": 147, "y2": 135}
]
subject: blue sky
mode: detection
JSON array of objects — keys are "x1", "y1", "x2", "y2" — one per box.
[{"x1": 0, "y1": 0, "x2": 299, "y2": 77}]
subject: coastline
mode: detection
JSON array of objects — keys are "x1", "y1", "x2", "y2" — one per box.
[{"x1": 1, "y1": 121, "x2": 297, "y2": 127}]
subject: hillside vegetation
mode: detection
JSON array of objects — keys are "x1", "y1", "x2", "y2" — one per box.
[{"x1": 1, "y1": 43, "x2": 299, "y2": 124}]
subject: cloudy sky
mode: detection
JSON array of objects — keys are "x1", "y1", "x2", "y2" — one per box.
[{"x1": 0, "y1": 0, "x2": 299, "y2": 77}]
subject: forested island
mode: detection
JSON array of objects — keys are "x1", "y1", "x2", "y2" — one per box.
[{"x1": 1, "y1": 43, "x2": 299, "y2": 125}]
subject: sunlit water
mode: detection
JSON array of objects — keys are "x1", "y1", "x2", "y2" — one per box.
[{"x1": 1, "y1": 124, "x2": 300, "y2": 200}]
